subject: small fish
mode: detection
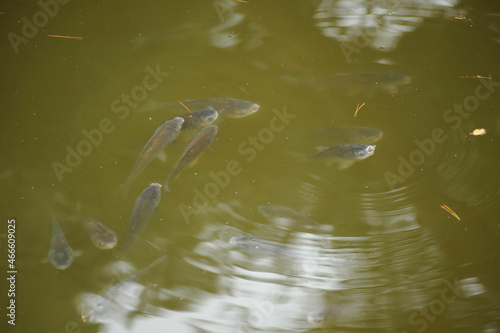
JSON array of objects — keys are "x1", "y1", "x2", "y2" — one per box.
[
  {"x1": 179, "y1": 99, "x2": 260, "y2": 118},
  {"x1": 120, "y1": 117, "x2": 184, "y2": 194},
  {"x1": 164, "y1": 125, "x2": 218, "y2": 191},
  {"x1": 312, "y1": 144, "x2": 376, "y2": 169},
  {"x1": 308, "y1": 127, "x2": 382, "y2": 144},
  {"x1": 230, "y1": 235, "x2": 298, "y2": 257},
  {"x1": 49, "y1": 211, "x2": 74, "y2": 270},
  {"x1": 81, "y1": 255, "x2": 168, "y2": 323},
  {"x1": 282, "y1": 72, "x2": 411, "y2": 96},
  {"x1": 83, "y1": 218, "x2": 118, "y2": 250},
  {"x1": 139, "y1": 98, "x2": 260, "y2": 119},
  {"x1": 124, "y1": 183, "x2": 162, "y2": 251},
  {"x1": 258, "y1": 205, "x2": 321, "y2": 228},
  {"x1": 180, "y1": 106, "x2": 218, "y2": 129}
]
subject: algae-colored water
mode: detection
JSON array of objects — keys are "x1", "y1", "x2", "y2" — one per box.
[{"x1": 1, "y1": 1, "x2": 499, "y2": 332}]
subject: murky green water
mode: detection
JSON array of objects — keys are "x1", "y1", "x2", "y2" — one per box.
[{"x1": 2, "y1": 0, "x2": 500, "y2": 332}]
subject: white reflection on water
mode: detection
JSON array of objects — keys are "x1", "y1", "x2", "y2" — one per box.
[{"x1": 313, "y1": 0, "x2": 461, "y2": 52}]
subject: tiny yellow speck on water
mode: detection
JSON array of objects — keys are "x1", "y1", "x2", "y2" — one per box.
[{"x1": 470, "y1": 128, "x2": 486, "y2": 136}]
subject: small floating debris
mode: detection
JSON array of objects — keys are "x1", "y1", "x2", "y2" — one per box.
[
  {"x1": 454, "y1": 17, "x2": 473, "y2": 27},
  {"x1": 458, "y1": 75, "x2": 491, "y2": 79},
  {"x1": 440, "y1": 204, "x2": 461, "y2": 221},
  {"x1": 470, "y1": 128, "x2": 487, "y2": 136},
  {"x1": 177, "y1": 99, "x2": 193, "y2": 113},
  {"x1": 354, "y1": 102, "x2": 365, "y2": 117},
  {"x1": 47, "y1": 34, "x2": 83, "y2": 40}
]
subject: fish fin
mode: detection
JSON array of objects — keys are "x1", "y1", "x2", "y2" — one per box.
[
  {"x1": 156, "y1": 150, "x2": 167, "y2": 163},
  {"x1": 338, "y1": 160, "x2": 355, "y2": 169},
  {"x1": 314, "y1": 146, "x2": 330, "y2": 153},
  {"x1": 163, "y1": 181, "x2": 171, "y2": 192},
  {"x1": 73, "y1": 250, "x2": 83, "y2": 258},
  {"x1": 386, "y1": 85, "x2": 399, "y2": 95},
  {"x1": 209, "y1": 144, "x2": 218, "y2": 152}
]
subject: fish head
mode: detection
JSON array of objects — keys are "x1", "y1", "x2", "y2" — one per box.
[
  {"x1": 228, "y1": 102, "x2": 260, "y2": 118},
  {"x1": 387, "y1": 73, "x2": 412, "y2": 86},
  {"x1": 351, "y1": 144, "x2": 376, "y2": 159},
  {"x1": 199, "y1": 107, "x2": 219, "y2": 125},
  {"x1": 173, "y1": 116, "x2": 185, "y2": 128},
  {"x1": 91, "y1": 232, "x2": 118, "y2": 249},
  {"x1": 49, "y1": 248, "x2": 73, "y2": 269}
]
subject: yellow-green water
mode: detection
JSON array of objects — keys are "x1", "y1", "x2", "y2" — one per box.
[{"x1": 1, "y1": 0, "x2": 500, "y2": 332}]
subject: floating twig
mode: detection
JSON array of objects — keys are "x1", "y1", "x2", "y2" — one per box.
[
  {"x1": 454, "y1": 17, "x2": 473, "y2": 27},
  {"x1": 354, "y1": 102, "x2": 365, "y2": 117},
  {"x1": 458, "y1": 75, "x2": 491, "y2": 79},
  {"x1": 177, "y1": 99, "x2": 193, "y2": 113},
  {"x1": 47, "y1": 34, "x2": 83, "y2": 40},
  {"x1": 233, "y1": 0, "x2": 249, "y2": 3},
  {"x1": 81, "y1": 304, "x2": 102, "y2": 323},
  {"x1": 440, "y1": 204, "x2": 461, "y2": 221}
]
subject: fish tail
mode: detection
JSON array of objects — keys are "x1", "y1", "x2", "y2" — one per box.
[
  {"x1": 163, "y1": 180, "x2": 171, "y2": 192},
  {"x1": 314, "y1": 146, "x2": 330, "y2": 153}
]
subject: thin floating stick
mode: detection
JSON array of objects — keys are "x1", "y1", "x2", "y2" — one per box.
[
  {"x1": 81, "y1": 304, "x2": 102, "y2": 323},
  {"x1": 233, "y1": 0, "x2": 249, "y2": 3},
  {"x1": 454, "y1": 17, "x2": 473, "y2": 27},
  {"x1": 354, "y1": 102, "x2": 365, "y2": 117},
  {"x1": 458, "y1": 75, "x2": 491, "y2": 79},
  {"x1": 47, "y1": 34, "x2": 83, "y2": 40},
  {"x1": 177, "y1": 99, "x2": 193, "y2": 113},
  {"x1": 440, "y1": 204, "x2": 461, "y2": 221}
]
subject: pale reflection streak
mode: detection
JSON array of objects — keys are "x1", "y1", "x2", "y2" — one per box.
[{"x1": 313, "y1": 0, "x2": 461, "y2": 54}]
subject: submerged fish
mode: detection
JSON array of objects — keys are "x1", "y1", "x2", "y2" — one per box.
[
  {"x1": 282, "y1": 72, "x2": 411, "y2": 96},
  {"x1": 178, "y1": 99, "x2": 260, "y2": 118},
  {"x1": 308, "y1": 127, "x2": 382, "y2": 144},
  {"x1": 120, "y1": 117, "x2": 184, "y2": 194},
  {"x1": 49, "y1": 211, "x2": 74, "y2": 270},
  {"x1": 83, "y1": 218, "x2": 118, "y2": 250},
  {"x1": 180, "y1": 106, "x2": 218, "y2": 129},
  {"x1": 138, "y1": 98, "x2": 260, "y2": 119},
  {"x1": 81, "y1": 255, "x2": 167, "y2": 323},
  {"x1": 258, "y1": 205, "x2": 320, "y2": 228},
  {"x1": 124, "y1": 183, "x2": 162, "y2": 251},
  {"x1": 230, "y1": 235, "x2": 299, "y2": 257},
  {"x1": 312, "y1": 144, "x2": 376, "y2": 169},
  {"x1": 164, "y1": 125, "x2": 218, "y2": 191}
]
